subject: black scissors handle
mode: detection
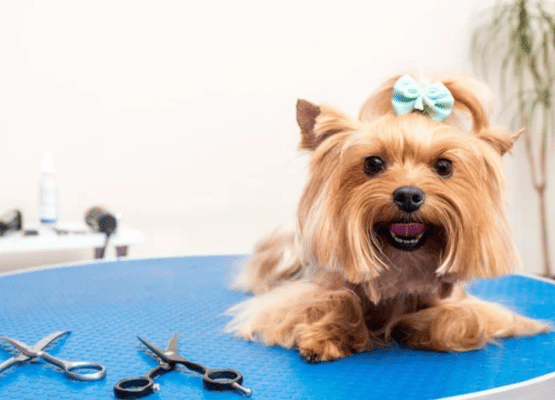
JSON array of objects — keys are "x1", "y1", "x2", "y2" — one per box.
[
  {"x1": 203, "y1": 368, "x2": 252, "y2": 397},
  {"x1": 114, "y1": 364, "x2": 171, "y2": 399}
]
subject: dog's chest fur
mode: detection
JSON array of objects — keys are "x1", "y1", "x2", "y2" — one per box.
[{"x1": 362, "y1": 233, "x2": 455, "y2": 304}]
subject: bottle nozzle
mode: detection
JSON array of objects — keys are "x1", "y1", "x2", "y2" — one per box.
[{"x1": 42, "y1": 151, "x2": 55, "y2": 174}]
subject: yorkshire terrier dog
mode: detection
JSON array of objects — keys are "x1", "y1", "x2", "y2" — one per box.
[{"x1": 226, "y1": 73, "x2": 550, "y2": 362}]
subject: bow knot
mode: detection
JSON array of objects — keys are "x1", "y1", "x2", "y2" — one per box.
[{"x1": 391, "y1": 75, "x2": 454, "y2": 122}]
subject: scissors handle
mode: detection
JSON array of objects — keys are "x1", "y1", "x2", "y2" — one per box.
[
  {"x1": 203, "y1": 368, "x2": 252, "y2": 397},
  {"x1": 114, "y1": 365, "x2": 169, "y2": 399},
  {"x1": 40, "y1": 352, "x2": 106, "y2": 381}
]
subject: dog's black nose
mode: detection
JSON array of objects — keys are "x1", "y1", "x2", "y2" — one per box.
[{"x1": 393, "y1": 186, "x2": 425, "y2": 213}]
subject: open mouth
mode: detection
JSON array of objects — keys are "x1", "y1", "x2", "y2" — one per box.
[{"x1": 378, "y1": 223, "x2": 431, "y2": 251}]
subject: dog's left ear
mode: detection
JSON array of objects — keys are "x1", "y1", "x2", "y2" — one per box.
[
  {"x1": 477, "y1": 127, "x2": 524, "y2": 155},
  {"x1": 297, "y1": 99, "x2": 360, "y2": 151}
]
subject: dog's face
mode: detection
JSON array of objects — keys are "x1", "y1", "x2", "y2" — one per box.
[{"x1": 295, "y1": 78, "x2": 521, "y2": 301}]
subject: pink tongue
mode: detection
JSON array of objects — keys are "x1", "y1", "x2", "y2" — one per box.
[{"x1": 390, "y1": 223, "x2": 425, "y2": 237}]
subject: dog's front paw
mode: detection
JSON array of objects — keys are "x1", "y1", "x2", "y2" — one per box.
[
  {"x1": 295, "y1": 324, "x2": 356, "y2": 362},
  {"x1": 298, "y1": 340, "x2": 346, "y2": 363}
]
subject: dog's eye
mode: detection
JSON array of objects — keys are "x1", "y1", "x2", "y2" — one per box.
[
  {"x1": 364, "y1": 156, "x2": 385, "y2": 176},
  {"x1": 433, "y1": 158, "x2": 453, "y2": 178}
]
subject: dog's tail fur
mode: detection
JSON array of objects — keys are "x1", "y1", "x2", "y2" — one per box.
[{"x1": 233, "y1": 230, "x2": 307, "y2": 294}]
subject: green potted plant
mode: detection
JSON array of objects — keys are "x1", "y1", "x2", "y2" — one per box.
[{"x1": 470, "y1": 0, "x2": 554, "y2": 277}]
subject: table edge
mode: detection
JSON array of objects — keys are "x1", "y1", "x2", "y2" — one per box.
[
  {"x1": 0, "y1": 252, "x2": 247, "y2": 278},
  {"x1": 440, "y1": 370, "x2": 555, "y2": 400}
]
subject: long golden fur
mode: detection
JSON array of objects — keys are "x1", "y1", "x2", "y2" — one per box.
[{"x1": 226, "y1": 73, "x2": 550, "y2": 362}]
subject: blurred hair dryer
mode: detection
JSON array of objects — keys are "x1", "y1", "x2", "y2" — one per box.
[
  {"x1": 85, "y1": 206, "x2": 117, "y2": 236},
  {"x1": 0, "y1": 209, "x2": 22, "y2": 236}
]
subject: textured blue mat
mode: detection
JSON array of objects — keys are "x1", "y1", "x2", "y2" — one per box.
[{"x1": 0, "y1": 255, "x2": 554, "y2": 400}]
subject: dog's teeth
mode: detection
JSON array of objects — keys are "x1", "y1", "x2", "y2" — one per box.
[{"x1": 391, "y1": 231, "x2": 424, "y2": 246}]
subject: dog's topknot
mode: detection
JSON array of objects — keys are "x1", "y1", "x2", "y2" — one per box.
[
  {"x1": 297, "y1": 73, "x2": 520, "y2": 157},
  {"x1": 358, "y1": 73, "x2": 495, "y2": 133}
]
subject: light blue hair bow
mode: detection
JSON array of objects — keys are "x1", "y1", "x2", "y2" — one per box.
[{"x1": 391, "y1": 75, "x2": 454, "y2": 122}]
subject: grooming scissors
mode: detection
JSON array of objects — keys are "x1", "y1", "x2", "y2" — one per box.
[
  {"x1": 114, "y1": 333, "x2": 251, "y2": 398},
  {"x1": 0, "y1": 330, "x2": 106, "y2": 381}
]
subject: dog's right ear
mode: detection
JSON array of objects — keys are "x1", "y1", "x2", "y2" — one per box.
[
  {"x1": 297, "y1": 99, "x2": 321, "y2": 150},
  {"x1": 297, "y1": 99, "x2": 360, "y2": 151}
]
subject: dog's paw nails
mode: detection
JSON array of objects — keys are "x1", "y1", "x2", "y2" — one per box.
[
  {"x1": 298, "y1": 343, "x2": 345, "y2": 363},
  {"x1": 301, "y1": 351, "x2": 322, "y2": 364}
]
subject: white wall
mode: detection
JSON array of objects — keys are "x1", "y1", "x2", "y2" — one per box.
[{"x1": 0, "y1": 0, "x2": 553, "y2": 274}]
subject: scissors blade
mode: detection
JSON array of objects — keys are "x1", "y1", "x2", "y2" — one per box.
[
  {"x1": 0, "y1": 338, "x2": 27, "y2": 373},
  {"x1": 166, "y1": 333, "x2": 179, "y2": 354},
  {"x1": 137, "y1": 336, "x2": 171, "y2": 363},
  {"x1": 0, "y1": 337, "x2": 37, "y2": 357},
  {"x1": 0, "y1": 354, "x2": 26, "y2": 373},
  {"x1": 0, "y1": 331, "x2": 68, "y2": 374},
  {"x1": 30, "y1": 331, "x2": 70, "y2": 353}
]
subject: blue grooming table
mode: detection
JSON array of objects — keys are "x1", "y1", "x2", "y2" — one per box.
[{"x1": 0, "y1": 255, "x2": 554, "y2": 400}]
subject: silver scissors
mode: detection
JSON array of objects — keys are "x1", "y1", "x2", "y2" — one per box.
[{"x1": 0, "y1": 331, "x2": 106, "y2": 381}]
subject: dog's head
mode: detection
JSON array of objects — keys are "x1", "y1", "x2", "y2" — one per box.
[{"x1": 296, "y1": 74, "x2": 521, "y2": 301}]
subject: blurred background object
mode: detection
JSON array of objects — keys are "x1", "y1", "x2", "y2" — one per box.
[
  {"x1": 85, "y1": 206, "x2": 118, "y2": 258},
  {"x1": 0, "y1": 0, "x2": 552, "y2": 274},
  {"x1": 0, "y1": 209, "x2": 22, "y2": 236},
  {"x1": 471, "y1": 0, "x2": 555, "y2": 278},
  {"x1": 38, "y1": 150, "x2": 58, "y2": 226}
]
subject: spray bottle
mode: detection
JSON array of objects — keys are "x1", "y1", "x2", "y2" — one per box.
[{"x1": 38, "y1": 151, "x2": 58, "y2": 225}]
